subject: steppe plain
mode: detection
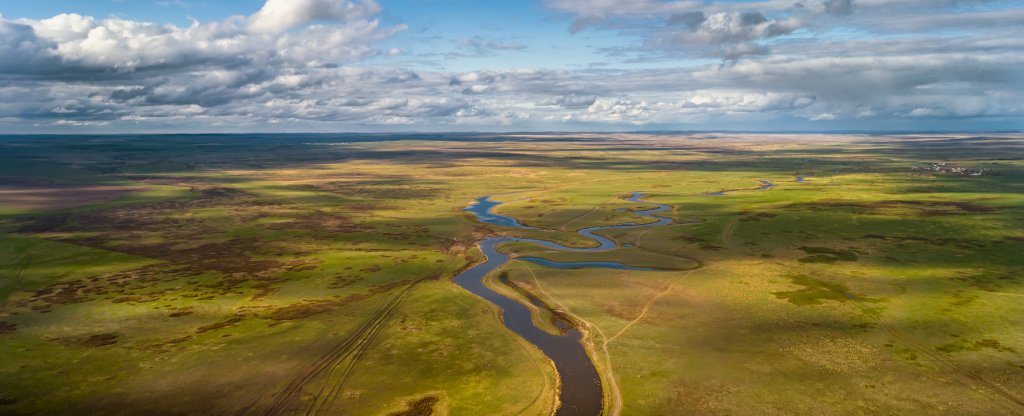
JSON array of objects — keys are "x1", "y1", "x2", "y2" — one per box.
[{"x1": 1, "y1": 133, "x2": 1023, "y2": 415}]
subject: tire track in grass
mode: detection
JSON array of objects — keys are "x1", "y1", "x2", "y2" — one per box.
[
  {"x1": 600, "y1": 269, "x2": 697, "y2": 416},
  {"x1": 303, "y1": 287, "x2": 408, "y2": 416},
  {"x1": 516, "y1": 261, "x2": 700, "y2": 416},
  {"x1": 720, "y1": 217, "x2": 739, "y2": 253},
  {"x1": 766, "y1": 260, "x2": 1024, "y2": 412},
  {"x1": 714, "y1": 179, "x2": 1022, "y2": 410},
  {"x1": 0, "y1": 253, "x2": 34, "y2": 305},
  {"x1": 558, "y1": 196, "x2": 616, "y2": 231},
  {"x1": 606, "y1": 269, "x2": 699, "y2": 345},
  {"x1": 303, "y1": 258, "x2": 465, "y2": 416},
  {"x1": 259, "y1": 280, "x2": 420, "y2": 416},
  {"x1": 285, "y1": 180, "x2": 674, "y2": 416},
  {"x1": 854, "y1": 301, "x2": 1024, "y2": 411}
]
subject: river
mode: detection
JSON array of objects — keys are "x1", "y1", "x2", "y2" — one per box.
[{"x1": 452, "y1": 192, "x2": 673, "y2": 416}]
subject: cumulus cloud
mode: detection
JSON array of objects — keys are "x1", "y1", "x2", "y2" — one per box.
[
  {"x1": 661, "y1": 12, "x2": 802, "y2": 44},
  {"x1": 248, "y1": 0, "x2": 381, "y2": 34},
  {"x1": 0, "y1": 0, "x2": 402, "y2": 76},
  {"x1": 0, "y1": 0, "x2": 1022, "y2": 131},
  {"x1": 581, "y1": 99, "x2": 653, "y2": 123},
  {"x1": 0, "y1": 18, "x2": 59, "y2": 74},
  {"x1": 538, "y1": 94, "x2": 598, "y2": 109},
  {"x1": 822, "y1": 0, "x2": 854, "y2": 16},
  {"x1": 544, "y1": 0, "x2": 704, "y2": 21},
  {"x1": 544, "y1": 1, "x2": 817, "y2": 60}
]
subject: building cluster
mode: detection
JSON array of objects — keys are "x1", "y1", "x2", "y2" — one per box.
[{"x1": 911, "y1": 162, "x2": 987, "y2": 176}]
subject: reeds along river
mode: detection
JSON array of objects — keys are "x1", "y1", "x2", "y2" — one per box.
[{"x1": 454, "y1": 192, "x2": 674, "y2": 416}]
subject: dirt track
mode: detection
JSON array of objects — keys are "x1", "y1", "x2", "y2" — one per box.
[{"x1": 255, "y1": 279, "x2": 423, "y2": 416}]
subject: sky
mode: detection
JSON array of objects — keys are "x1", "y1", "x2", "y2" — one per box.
[{"x1": 0, "y1": 0, "x2": 1022, "y2": 133}]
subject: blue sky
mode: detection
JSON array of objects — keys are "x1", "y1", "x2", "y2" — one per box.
[
  {"x1": 0, "y1": 1, "x2": 671, "y2": 71},
  {"x1": 0, "y1": 0, "x2": 1022, "y2": 132}
]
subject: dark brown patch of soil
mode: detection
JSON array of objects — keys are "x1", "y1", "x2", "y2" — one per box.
[
  {"x1": 389, "y1": 397, "x2": 439, "y2": 416},
  {"x1": 864, "y1": 234, "x2": 990, "y2": 249},
  {"x1": 739, "y1": 212, "x2": 778, "y2": 222},
  {"x1": 0, "y1": 321, "x2": 16, "y2": 334},
  {"x1": 95, "y1": 238, "x2": 287, "y2": 275},
  {"x1": 199, "y1": 187, "x2": 254, "y2": 199},
  {"x1": 0, "y1": 185, "x2": 142, "y2": 210},
  {"x1": 672, "y1": 234, "x2": 706, "y2": 244},
  {"x1": 195, "y1": 317, "x2": 243, "y2": 333},
  {"x1": 166, "y1": 335, "x2": 193, "y2": 344},
  {"x1": 266, "y1": 300, "x2": 341, "y2": 321},
  {"x1": 11, "y1": 265, "x2": 178, "y2": 313},
  {"x1": 16, "y1": 214, "x2": 69, "y2": 233},
  {"x1": 265, "y1": 214, "x2": 368, "y2": 234},
  {"x1": 82, "y1": 333, "x2": 118, "y2": 347}
]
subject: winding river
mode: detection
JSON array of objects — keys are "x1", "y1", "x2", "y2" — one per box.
[
  {"x1": 453, "y1": 192, "x2": 674, "y2": 416},
  {"x1": 707, "y1": 179, "x2": 777, "y2": 196}
]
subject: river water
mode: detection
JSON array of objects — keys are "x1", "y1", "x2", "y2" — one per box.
[{"x1": 452, "y1": 192, "x2": 673, "y2": 416}]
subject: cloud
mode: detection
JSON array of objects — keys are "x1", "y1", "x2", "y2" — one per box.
[
  {"x1": 822, "y1": 0, "x2": 854, "y2": 16},
  {"x1": 537, "y1": 94, "x2": 597, "y2": 109},
  {"x1": 1, "y1": 1, "x2": 402, "y2": 77},
  {"x1": 580, "y1": 98, "x2": 653, "y2": 123},
  {"x1": 2, "y1": 53, "x2": 1021, "y2": 131},
  {"x1": 649, "y1": 11, "x2": 802, "y2": 57},
  {"x1": 457, "y1": 36, "x2": 527, "y2": 55},
  {"x1": 0, "y1": 0, "x2": 1022, "y2": 132},
  {"x1": 0, "y1": 18, "x2": 59, "y2": 74},
  {"x1": 545, "y1": 2, "x2": 813, "y2": 60},
  {"x1": 718, "y1": 42, "x2": 771, "y2": 60},
  {"x1": 543, "y1": 0, "x2": 700, "y2": 29},
  {"x1": 247, "y1": 0, "x2": 381, "y2": 34}
]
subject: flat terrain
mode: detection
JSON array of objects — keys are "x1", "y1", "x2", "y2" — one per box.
[
  {"x1": 1, "y1": 133, "x2": 1023, "y2": 415},
  {"x1": 0, "y1": 185, "x2": 145, "y2": 211}
]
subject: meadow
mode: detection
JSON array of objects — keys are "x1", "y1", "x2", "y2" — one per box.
[{"x1": 1, "y1": 133, "x2": 1023, "y2": 415}]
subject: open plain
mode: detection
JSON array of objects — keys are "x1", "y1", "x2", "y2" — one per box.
[{"x1": 2, "y1": 133, "x2": 1024, "y2": 415}]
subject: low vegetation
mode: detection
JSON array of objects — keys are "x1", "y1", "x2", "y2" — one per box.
[{"x1": 1, "y1": 133, "x2": 1022, "y2": 415}]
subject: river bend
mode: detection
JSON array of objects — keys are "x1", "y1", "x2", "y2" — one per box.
[{"x1": 452, "y1": 192, "x2": 673, "y2": 416}]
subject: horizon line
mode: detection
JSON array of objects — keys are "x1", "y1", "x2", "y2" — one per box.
[{"x1": 1, "y1": 129, "x2": 1022, "y2": 137}]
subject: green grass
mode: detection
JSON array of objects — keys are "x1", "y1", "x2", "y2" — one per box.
[
  {"x1": 772, "y1": 274, "x2": 859, "y2": 305},
  {"x1": 2, "y1": 133, "x2": 1024, "y2": 415},
  {"x1": 0, "y1": 234, "x2": 154, "y2": 302}
]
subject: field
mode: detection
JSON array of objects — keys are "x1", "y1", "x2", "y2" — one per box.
[{"x1": 1, "y1": 133, "x2": 1023, "y2": 415}]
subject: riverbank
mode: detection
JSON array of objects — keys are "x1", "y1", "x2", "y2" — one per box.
[{"x1": 455, "y1": 192, "x2": 678, "y2": 416}]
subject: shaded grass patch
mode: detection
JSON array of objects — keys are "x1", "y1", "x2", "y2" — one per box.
[{"x1": 773, "y1": 274, "x2": 861, "y2": 305}]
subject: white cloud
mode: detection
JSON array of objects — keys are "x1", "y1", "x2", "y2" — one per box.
[
  {"x1": 663, "y1": 12, "x2": 802, "y2": 44},
  {"x1": 247, "y1": 0, "x2": 381, "y2": 34},
  {"x1": 538, "y1": 94, "x2": 598, "y2": 109},
  {"x1": 2, "y1": 0, "x2": 402, "y2": 75},
  {"x1": 0, "y1": 0, "x2": 1021, "y2": 131},
  {"x1": 582, "y1": 99, "x2": 653, "y2": 123}
]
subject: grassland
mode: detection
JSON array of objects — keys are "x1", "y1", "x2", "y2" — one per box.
[{"x1": 1, "y1": 133, "x2": 1023, "y2": 415}]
